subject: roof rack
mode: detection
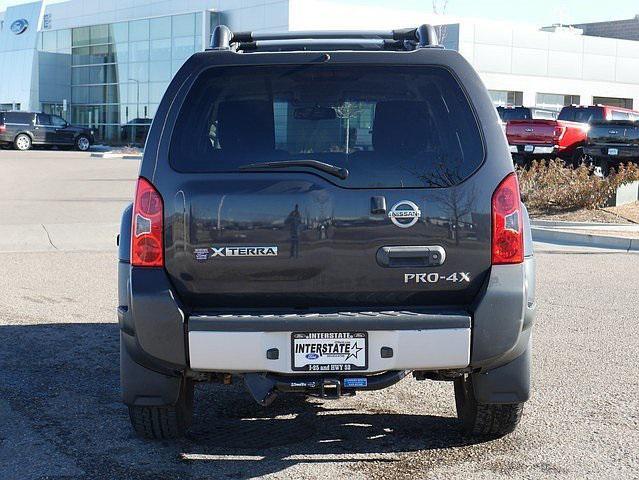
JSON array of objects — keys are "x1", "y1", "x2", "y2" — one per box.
[{"x1": 209, "y1": 24, "x2": 441, "y2": 52}]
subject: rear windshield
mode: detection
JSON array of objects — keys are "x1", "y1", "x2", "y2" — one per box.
[
  {"x1": 497, "y1": 107, "x2": 531, "y2": 121},
  {"x1": 558, "y1": 106, "x2": 604, "y2": 124},
  {"x1": 170, "y1": 65, "x2": 484, "y2": 188}
]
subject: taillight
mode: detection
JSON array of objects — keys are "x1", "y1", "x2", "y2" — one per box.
[
  {"x1": 492, "y1": 173, "x2": 524, "y2": 265},
  {"x1": 131, "y1": 177, "x2": 164, "y2": 267},
  {"x1": 553, "y1": 126, "x2": 566, "y2": 142},
  {"x1": 0, "y1": 125, "x2": 6, "y2": 133}
]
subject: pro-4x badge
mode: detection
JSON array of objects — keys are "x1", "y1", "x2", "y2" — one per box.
[{"x1": 388, "y1": 200, "x2": 422, "y2": 228}]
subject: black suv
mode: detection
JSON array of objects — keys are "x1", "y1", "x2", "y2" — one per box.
[
  {"x1": 0, "y1": 112, "x2": 94, "y2": 151},
  {"x1": 118, "y1": 25, "x2": 536, "y2": 440}
]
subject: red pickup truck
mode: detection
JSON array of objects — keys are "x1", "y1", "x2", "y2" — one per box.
[{"x1": 506, "y1": 105, "x2": 639, "y2": 166}]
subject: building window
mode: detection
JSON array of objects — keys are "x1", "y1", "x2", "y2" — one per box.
[
  {"x1": 65, "y1": 12, "x2": 208, "y2": 144},
  {"x1": 0, "y1": 103, "x2": 20, "y2": 111},
  {"x1": 593, "y1": 96, "x2": 633, "y2": 109},
  {"x1": 488, "y1": 90, "x2": 523, "y2": 107},
  {"x1": 172, "y1": 14, "x2": 196, "y2": 38},
  {"x1": 536, "y1": 93, "x2": 580, "y2": 111}
]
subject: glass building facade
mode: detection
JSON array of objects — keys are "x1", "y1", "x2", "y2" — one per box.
[{"x1": 37, "y1": 12, "x2": 214, "y2": 144}]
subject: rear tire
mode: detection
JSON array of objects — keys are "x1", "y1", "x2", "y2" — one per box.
[
  {"x1": 571, "y1": 147, "x2": 591, "y2": 169},
  {"x1": 593, "y1": 157, "x2": 610, "y2": 177},
  {"x1": 511, "y1": 153, "x2": 526, "y2": 168},
  {"x1": 454, "y1": 375, "x2": 523, "y2": 438},
  {"x1": 128, "y1": 378, "x2": 194, "y2": 439},
  {"x1": 14, "y1": 134, "x2": 32, "y2": 151}
]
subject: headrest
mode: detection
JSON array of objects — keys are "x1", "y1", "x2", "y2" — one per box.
[
  {"x1": 217, "y1": 100, "x2": 275, "y2": 153},
  {"x1": 372, "y1": 101, "x2": 434, "y2": 156}
]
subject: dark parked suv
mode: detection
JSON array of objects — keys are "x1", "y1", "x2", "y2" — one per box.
[
  {"x1": 0, "y1": 111, "x2": 94, "y2": 151},
  {"x1": 118, "y1": 25, "x2": 536, "y2": 440}
]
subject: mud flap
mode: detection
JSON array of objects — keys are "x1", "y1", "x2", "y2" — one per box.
[
  {"x1": 120, "y1": 334, "x2": 183, "y2": 407},
  {"x1": 471, "y1": 339, "x2": 531, "y2": 404}
]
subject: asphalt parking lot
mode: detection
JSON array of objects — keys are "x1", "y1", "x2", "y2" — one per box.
[{"x1": 0, "y1": 150, "x2": 638, "y2": 480}]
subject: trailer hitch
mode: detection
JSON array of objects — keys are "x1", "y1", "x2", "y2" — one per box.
[{"x1": 243, "y1": 371, "x2": 408, "y2": 406}]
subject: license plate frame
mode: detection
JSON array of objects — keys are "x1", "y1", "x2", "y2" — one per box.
[
  {"x1": 291, "y1": 332, "x2": 368, "y2": 372},
  {"x1": 608, "y1": 148, "x2": 619, "y2": 156}
]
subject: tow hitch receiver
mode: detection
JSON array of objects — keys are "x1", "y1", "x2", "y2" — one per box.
[
  {"x1": 318, "y1": 378, "x2": 341, "y2": 399},
  {"x1": 243, "y1": 371, "x2": 408, "y2": 406}
]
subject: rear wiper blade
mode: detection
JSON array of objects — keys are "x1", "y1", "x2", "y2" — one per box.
[{"x1": 239, "y1": 159, "x2": 349, "y2": 180}]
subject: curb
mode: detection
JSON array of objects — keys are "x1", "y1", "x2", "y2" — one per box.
[
  {"x1": 90, "y1": 153, "x2": 142, "y2": 160},
  {"x1": 532, "y1": 219, "x2": 639, "y2": 229},
  {"x1": 532, "y1": 226, "x2": 639, "y2": 253}
]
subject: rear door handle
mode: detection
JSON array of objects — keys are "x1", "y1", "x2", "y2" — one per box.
[{"x1": 376, "y1": 246, "x2": 446, "y2": 268}]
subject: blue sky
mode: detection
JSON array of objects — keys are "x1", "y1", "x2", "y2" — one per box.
[{"x1": 1, "y1": 0, "x2": 637, "y2": 26}]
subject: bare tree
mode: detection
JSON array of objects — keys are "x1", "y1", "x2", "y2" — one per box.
[
  {"x1": 334, "y1": 102, "x2": 362, "y2": 154},
  {"x1": 432, "y1": 0, "x2": 449, "y2": 45},
  {"x1": 433, "y1": 183, "x2": 478, "y2": 245}
]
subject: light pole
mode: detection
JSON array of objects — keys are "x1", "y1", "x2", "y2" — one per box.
[
  {"x1": 128, "y1": 78, "x2": 140, "y2": 144},
  {"x1": 128, "y1": 78, "x2": 140, "y2": 119}
]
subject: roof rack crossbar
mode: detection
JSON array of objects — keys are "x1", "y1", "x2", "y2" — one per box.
[
  {"x1": 209, "y1": 24, "x2": 440, "y2": 52},
  {"x1": 237, "y1": 38, "x2": 410, "y2": 52}
]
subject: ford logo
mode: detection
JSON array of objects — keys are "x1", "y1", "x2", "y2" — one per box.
[
  {"x1": 10, "y1": 19, "x2": 29, "y2": 35},
  {"x1": 305, "y1": 353, "x2": 319, "y2": 360}
]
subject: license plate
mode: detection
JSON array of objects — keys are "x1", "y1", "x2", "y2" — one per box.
[
  {"x1": 608, "y1": 148, "x2": 619, "y2": 156},
  {"x1": 524, "y1": 145, "x2": 534, "y2": 152},
  {"x1": 291, "y1": 332, "x2": 367, "y2": 372}
]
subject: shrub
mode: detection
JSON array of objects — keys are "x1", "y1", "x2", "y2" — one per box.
[{"x1": 517, "y1": 160, "x2": 639, "y2": 213}]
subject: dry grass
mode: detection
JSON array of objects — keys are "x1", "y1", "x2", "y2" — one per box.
[
  {"x1": 604, "y1": 202, "x2": 639, "y2": 224},
  {"x1": 517, "y1": 160, "x2": 639, "y2": 214}
]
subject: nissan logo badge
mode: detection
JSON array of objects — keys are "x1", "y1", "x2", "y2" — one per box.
[
  {"x1": 10, "y1": 19, "x2": 29, "y2": 35},
  {"x1": 388, "y1": 200, "x2": 422, "y2": 228},
  {"x1": 524, "y1": 128, "x2": 534, "y2": 133}
]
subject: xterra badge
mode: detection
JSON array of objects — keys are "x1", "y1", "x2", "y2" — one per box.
[
  {"x1": 210, "y1": 246, "x2": 278, "y2": 257},
  {"x1": 388, "y1": 200, "x2": 422, "y2": 228}
]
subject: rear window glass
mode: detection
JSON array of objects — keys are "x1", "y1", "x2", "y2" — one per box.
[
  {"x1": 558, "y1": 106, "x2": 604, "y2": 124},
  {"x1": 170, "y1": 65, "x2": 484, "y2": 188},
  {"x1": 532, "y1": 109, "x2": 558, "y2": 120},
  {"x1": 497, "y1": 107, "x2": 531, "y2": 121}
]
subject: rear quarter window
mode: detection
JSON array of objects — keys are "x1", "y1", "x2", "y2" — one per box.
[
  {"x1": 169, "y1": 65, "x2": 484, "y2": 188},
  {"x1": 3, "y1": 112, "x2": 33, "y2": 124}
]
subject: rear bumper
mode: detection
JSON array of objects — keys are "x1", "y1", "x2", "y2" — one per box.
[
  {"x1": 119, "y1": 260, "x2": 535, "y2": 375},
  {"x1": 189, "y1": 324, "x2": 471, "y2": 374},
  {"x1": 583, "y1": 145, "x2": 639, "y2": 159},
  {"x1": 509, "y1": 144, "x2": 557, "y2": 156}
]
